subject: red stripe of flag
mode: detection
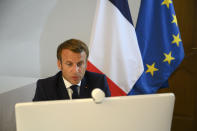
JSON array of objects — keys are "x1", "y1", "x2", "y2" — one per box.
[{"x1": 87, "y1": 61, "x2": 126, "y2": 96}]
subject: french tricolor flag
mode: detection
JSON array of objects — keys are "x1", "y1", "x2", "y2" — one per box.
[{"x1": 87, "y1": 0, "x2": 144, "y2": 96}]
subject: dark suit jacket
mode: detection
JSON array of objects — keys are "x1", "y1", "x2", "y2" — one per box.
[{"x1": 33, "y1": 71, "x2": 111, "y2": 101}]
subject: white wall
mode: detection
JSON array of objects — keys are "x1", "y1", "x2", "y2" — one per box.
[{"x1": 0, "y1": 0, "x2": 56, "y2": 93}]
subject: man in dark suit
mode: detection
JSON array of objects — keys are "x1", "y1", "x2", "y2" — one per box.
[{"x1": 33, "y1": 39, "x2": 111, "y2": 101}]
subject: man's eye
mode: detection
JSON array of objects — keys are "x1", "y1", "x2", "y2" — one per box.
[
  {"x1": 77, "y1": 62, "x2": 83, "y2": 67},
  {"x1": 65, "y1": 63, "x2": 72, "y2": 66}
]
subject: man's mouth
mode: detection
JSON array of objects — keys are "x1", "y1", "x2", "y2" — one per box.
[{"x1": 72, "y1": 76, "x2": 79, "y2": 80}]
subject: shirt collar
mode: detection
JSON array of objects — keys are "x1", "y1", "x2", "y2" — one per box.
[{"x1": 62, "y1": 76, "x2": 81, "y2": 89}]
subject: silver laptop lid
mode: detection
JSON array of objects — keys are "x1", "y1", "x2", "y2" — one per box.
[{"x1": 15, "y1": 93, "x2": 175, "y2": 131}]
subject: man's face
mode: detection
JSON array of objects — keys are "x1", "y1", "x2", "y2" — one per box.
[{"x1": 57, "y1": 49, "x2": 87, "y2": 85}]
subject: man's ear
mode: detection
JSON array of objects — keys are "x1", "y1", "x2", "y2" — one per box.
[{"x1": 57, "y1": 60, "x2": 62, "y2": 70}]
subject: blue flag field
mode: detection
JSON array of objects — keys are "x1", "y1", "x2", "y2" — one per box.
[{"x1": 129, "y1": 0, "x2": 184, "y2": 94}]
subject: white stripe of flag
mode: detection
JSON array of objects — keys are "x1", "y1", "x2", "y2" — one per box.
[{"x1": 87, "y1": 0, "x2": 144, "y2": 95}]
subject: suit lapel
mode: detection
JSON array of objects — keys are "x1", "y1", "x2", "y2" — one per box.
[
  {"x1": 80, "y1": 73, "x2": 91, "y2": 98},
  {"x1": 56, "y1": 74, "x2": 70, "y2": 100}
]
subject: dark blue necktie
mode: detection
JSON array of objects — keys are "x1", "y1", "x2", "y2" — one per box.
[{"x1": 70, "y1": 85, "x2": 79, "y2": 99}]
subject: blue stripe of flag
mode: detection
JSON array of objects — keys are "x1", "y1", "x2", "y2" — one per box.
[{"x1": 109, "y1": 0, "x2": 133, "y2": 25}]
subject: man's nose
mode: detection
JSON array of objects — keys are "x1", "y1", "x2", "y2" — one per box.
[{"x1": 72, "y1": 65, "x2": 79, "y2": 72}]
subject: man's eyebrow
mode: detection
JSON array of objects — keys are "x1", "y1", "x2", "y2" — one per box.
[{"x1": 64, "y1": 60, "x2": 72, "y2": 63}]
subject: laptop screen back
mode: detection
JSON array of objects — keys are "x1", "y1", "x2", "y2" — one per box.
[{"x1": 15, "y1": 93, "x2": 175, "y2": 131}]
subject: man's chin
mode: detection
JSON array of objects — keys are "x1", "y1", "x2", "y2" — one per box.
[{"x1": 71, "y1": 80, "x2": 80, "y2": 85}]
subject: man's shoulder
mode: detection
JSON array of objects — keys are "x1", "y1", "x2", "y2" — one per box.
[
  {"x1": 85, "y1": 71, "x2": 106, "y2": 78},
  {"x1": 84, "y1": 71, "x2": 107, "y2": 83},
  {"x1": 84, "y1": 71, "x2": 110, "y2": 97},
  {"x1": 37, "y1": 71, "x2": 62, "y2": 84}
]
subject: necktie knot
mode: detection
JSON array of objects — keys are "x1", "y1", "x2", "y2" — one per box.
[{"x1": 70, "y1": 85, "x2": 79, "y2": 99}]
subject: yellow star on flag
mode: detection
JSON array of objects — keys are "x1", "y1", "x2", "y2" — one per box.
[
  {"x1": 172, "y1": 14, "x2": 178, "y2": 26},
  {"x1": 163, "y1": 51, "x2": 175, "y2": 64},
  {"x1": 161, "y1": 0, "x2": 172, "y2": 8},
  {"x1": 172, "y1": 33, "x2": 181, "y2": 47},
  {"x1": 146, "y1": 62, "x2": 159, "y2": 77}
]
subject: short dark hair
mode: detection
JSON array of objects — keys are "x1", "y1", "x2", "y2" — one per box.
[{"x1": 57, "y1": 39, "x2": 89, "y2": 61}]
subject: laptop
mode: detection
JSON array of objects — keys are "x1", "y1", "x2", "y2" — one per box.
[{"x1": 15, "y1": 93, "x2": 175, "y2": 131}]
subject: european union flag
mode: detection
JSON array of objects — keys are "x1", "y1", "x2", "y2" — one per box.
[{"x1": 129, "y1": 0, "x2": 184, "y2": 94}]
